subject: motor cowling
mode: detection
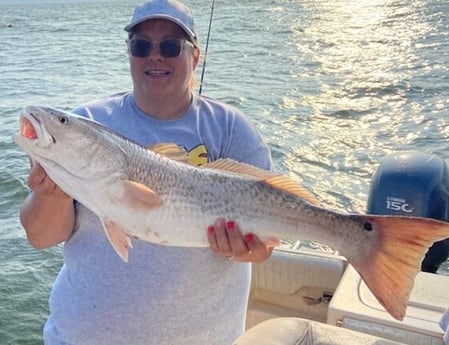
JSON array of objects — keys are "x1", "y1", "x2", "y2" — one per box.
[{"x1": 367, "y1": 151, "x2": 449, "y2": 273}]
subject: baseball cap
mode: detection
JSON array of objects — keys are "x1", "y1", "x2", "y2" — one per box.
[{"x1": 124, "y1": 0, "x2": 198, "y2": 44}]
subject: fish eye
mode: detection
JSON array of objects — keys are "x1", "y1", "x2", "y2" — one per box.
[{"x1": 58, "y1": 116, "x2": 69, "y2": 124}]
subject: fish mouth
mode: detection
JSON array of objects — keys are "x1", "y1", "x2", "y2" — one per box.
[
  {"x1": 20, "y1": 113, "x2": 38, "y2": 140},
  {"x1": 18, "y1": 106, "x2": 55, "y2": 147}
]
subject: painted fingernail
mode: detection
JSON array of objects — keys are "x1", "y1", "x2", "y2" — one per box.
[
  {"x1": 245, "y1": 233, "x2": 254, "y2": 243},
  {"x1": 226, "y1": 221, "x2": 235, "y2": 231},
  {"x1": 208, "y1": 226, "x2": 215, "y2": 233}
]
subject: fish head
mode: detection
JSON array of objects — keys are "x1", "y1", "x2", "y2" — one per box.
[{"x1": 13, "y1": 105, "x2": 127, "y2": 180}]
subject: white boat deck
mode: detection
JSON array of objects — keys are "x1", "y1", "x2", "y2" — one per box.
[{"x1": 244, "y1": 248, "x2": 448, "y2": 345}]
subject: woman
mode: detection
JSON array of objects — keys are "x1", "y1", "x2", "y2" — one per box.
[{"x1": 20, "y1": 1, "x2": 274, "y2": 344}]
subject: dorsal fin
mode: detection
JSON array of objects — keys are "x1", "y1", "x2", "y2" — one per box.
[
  {"x1": 203, "y1": 158, "x2": 320, "y2": 206},
  {"x1": 204, "y1": 159, "x2": 268, "y2": 179},
  {"x1": 148, "y1": 143, "x2": 190, "y2": 164},
  {"x1": 263, "y1": 175, "x2": 320, "y2": 206}
]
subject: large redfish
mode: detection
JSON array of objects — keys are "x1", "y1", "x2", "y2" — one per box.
[{"x1": 13, "y1": 105, "x2": 449, "y2": 321}]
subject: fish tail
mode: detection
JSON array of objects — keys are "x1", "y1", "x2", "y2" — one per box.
[{"x1": 351, "y1": 215, "x2": 449, "y2": 320}]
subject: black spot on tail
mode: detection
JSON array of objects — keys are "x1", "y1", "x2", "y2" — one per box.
[{"x1": 364, "y1": 222, "x2": 373, "y2": 231}]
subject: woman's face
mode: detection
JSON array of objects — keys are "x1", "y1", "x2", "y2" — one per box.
[{"x1": 129, "y1": 19, "x2": 199, "y2": 103}]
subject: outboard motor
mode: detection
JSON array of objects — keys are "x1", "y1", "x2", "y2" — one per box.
[{"x1": 367, "y1": 151, "x2": 449, "y2": 273}]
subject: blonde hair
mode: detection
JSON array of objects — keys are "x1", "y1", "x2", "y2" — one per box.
[{"x1": 190, "y1": 44, "x2": 200, "y2": 91}]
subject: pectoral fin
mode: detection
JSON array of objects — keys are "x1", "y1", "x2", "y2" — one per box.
[
  {"x1": 122, "y1": 180, "x2": 163, "y2": 210},
  {"x1": 102, "y1": 219, "x2": 133, "y2": 262}
]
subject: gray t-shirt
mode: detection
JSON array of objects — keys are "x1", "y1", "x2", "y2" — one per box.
[{"x1": 43, "y1": 92, "x2": 272, "y2": 345}]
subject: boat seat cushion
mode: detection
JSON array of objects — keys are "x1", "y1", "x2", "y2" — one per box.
[{"x1": 233, "y1": 317, "x2": 405, "y2": 345}]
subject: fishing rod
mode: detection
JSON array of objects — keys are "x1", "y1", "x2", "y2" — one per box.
[{"x1": 198, "y1": 0, "x2": 215, "y2": 95}]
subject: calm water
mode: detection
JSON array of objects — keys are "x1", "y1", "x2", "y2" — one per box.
[{"x1": 1, "y1": 0, "x2": 449, "y2": 343}]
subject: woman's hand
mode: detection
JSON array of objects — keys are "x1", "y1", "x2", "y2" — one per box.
[
  {"x1": 20, "y1": 160, "x2": 75, "y2": 249},
  {"x1": 28, "y1": 161, "x2": 70, "y2": 198},
  {"x1": 207, "y1": 218, "x2": 277, "y2": 263}
]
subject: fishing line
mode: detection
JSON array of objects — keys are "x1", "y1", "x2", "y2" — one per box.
[{"x1": 198, "y1": 0, "x2": 215, "y2": 95}]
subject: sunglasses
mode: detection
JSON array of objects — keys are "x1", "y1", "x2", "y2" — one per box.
[{"x1": 128, "y1": 38, "x2": 195, "y2": 59}]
